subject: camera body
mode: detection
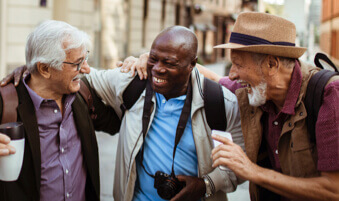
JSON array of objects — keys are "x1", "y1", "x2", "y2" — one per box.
[{"x1": 154, "y1": 171, "x2": 185, "y2": 200}]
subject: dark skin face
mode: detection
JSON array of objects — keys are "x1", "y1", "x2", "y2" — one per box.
[{"x1": 147, "y1": 32, "x2": 197, "y2": 100}]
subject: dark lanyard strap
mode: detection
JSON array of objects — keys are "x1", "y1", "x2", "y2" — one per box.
[{"x1": 140, "y1": 79, "x2": 193, "y2": 178}]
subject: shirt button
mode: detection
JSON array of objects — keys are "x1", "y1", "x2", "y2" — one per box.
[
  {"x1": 54, "y1": 109, "x2": 58, "y2": 113},
  {"x1": 275, "y1": 149, "x2": 279, "y2": 154},
  {"x1": 61, "y1": 148, "x2": 64, "y2": 153},
  {"x1": 162, "y1": 99, "x2": 166, "y2": 103},
  {"x1": 65, "y1": 169, "x2": 69, "y2": 174},
  {"x1": 273, "y1": 121, "x2": 278, "y2": 126},
  {"x1": 66, "y1": 193, "x2": 70, "y2": 198}
]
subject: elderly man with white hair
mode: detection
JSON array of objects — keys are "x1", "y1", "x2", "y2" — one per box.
[{"x1": 0, "y1": 20, "x2": 120, "y2": 201}]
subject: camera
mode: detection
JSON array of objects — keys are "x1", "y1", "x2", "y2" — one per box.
[{"x1": 154, "y1": 171, "x2": 185, "y2": 200}]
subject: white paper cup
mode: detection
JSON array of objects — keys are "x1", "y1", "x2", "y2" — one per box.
[
  {"x1": 0, "y1": 122, "x2": 25, "y2": 181},
  {"x1": 212, "y1": 130, "x2": 232, "y2": 171}
]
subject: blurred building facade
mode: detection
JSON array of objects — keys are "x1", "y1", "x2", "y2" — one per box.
[
  {"x1": 0, "y1": 0, "x2": 258, "y2": 78},
  {"x1": 320, "y1": 0, "x2": 339, "y2": 66}
]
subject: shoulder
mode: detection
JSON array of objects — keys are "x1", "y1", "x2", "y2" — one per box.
[{"x1": 323, "y1": 78, "x2": 339, "y2": 104}]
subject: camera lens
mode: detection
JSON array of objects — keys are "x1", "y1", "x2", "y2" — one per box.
[
  {"x1": 154, "y1": 171, "x2": 184, "y2": 200},
  {"x1": 157, "y1": 182, "x2": 178, "y2": 200}
]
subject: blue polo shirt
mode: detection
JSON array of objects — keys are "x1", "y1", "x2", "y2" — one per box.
[{"x1": 133, "y1": 93, "x2": 198, "y2": 201}]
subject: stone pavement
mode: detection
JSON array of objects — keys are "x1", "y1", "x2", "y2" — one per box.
[{"x1": 95, "y1": 62, "x2": 250, "y2": 201}]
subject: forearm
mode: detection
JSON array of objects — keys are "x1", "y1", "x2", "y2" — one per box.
[
  {"x1": 86, "y1": 67, "x2": 125, "y2": 117},
  {"x1": 195, "y1": 64, "x2": 222, "y2": 83},
  {"x1": 253, "y1": 167, "x2": 339, "y2": 200}
]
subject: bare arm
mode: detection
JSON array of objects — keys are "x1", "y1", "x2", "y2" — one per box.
[
  {"x1": 195, "y1": 64, "x2": 222, "y2": 83},
  {"x1": 211, "y1": 135, "x2": 339, "y2": 201},
  {"x1": 254, "y1": 168, "x2": 339, "y2": 201}
]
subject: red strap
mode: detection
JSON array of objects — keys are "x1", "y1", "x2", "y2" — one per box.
[{"x1": 0, "y1": 83, "x2": 18, "y2": 123}]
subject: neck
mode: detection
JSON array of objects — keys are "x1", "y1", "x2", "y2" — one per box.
[
  {"x1": 266, "y1": 67, "x2": 294, "y2": 111},
  {"x1": 27, "y1": 73, "x2": 64, "y2": 110}
]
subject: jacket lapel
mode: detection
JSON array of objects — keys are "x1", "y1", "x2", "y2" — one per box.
[
  {"x1": 72, "y1": 93, "x2": 100, "y2": 199},
  {"x1": 16, "y1": 81, "x2": 41, "y2": 193},
  {"x1": 236, "y1": 88, "x2": 263, "y2": 163}
]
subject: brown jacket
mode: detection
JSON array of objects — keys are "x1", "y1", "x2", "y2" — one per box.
[{"x1": 235, "y1": 61, "x2": 339, "y2": 201}]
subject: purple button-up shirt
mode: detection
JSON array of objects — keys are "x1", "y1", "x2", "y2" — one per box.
[
  {"x1": 219, "y1": 61, "x2": 339, "y2": 172},
  {"x1": 23, "y1": 75, "x2": 86, "y2": 201}
]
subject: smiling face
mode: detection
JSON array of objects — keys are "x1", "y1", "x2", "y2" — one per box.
[
  {"x1": 147, "y1": 27, "x2": 197, "y2": 99},
  {"x1": 50, "y1": 47, "x2": 89, "y2": 95},
  {"x1": 229, "y1": 50, "x2": 268, "y2": 106}
]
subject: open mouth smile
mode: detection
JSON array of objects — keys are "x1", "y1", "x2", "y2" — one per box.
[
  {"x1": 153, "y1": 77, "x2": 166, "y2": 83},
  {"x1": 237, "y1": 80, "x2": 252, "y2": 93}
]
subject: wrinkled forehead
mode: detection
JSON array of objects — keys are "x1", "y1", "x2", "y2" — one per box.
[{"x1": 151, "y1": 36, "x2": 193, "y2": 59}]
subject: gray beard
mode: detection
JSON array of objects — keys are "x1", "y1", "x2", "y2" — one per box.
[{"x1": 248, "y1": 82, "x2": 267, "y2": 107}]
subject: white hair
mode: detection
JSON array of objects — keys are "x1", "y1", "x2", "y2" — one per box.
[
  {"x1": 25, "y1": 20, "x2": 91, "y2": 73},
  {"x1": 250, "y1": 52, "x2": 295, "y2": 69}
]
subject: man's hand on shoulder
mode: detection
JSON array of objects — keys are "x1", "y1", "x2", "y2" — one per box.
[
  {"x1": 117, "y1": 53, "x2": 149, "y2": 80},
  {"x1": 170, "y1": 175, "x2": 205, "y2": 201},
  {"x1": 1, "y1": 65, "x2": 28, "y2": 87}
]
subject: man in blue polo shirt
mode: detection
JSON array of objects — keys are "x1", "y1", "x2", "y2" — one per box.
[{"x1": 86, "y1": 26, "x2": 244, "y2": 201}]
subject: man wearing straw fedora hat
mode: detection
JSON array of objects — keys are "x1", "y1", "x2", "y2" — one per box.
[
  {"x1": 118, "y1": 11, "x2": 339, "y2": 201},
  {"x1": 206, "y1": 12, "x2": 339, "y2": 200}
]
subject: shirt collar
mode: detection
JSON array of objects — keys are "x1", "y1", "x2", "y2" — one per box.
[{"x1": 280, "y1": 60, "x2": 302, "y2": 115}]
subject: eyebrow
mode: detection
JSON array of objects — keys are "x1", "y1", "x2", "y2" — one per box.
[{"x1": 73, "y1": 57, "x2": 84, "y2": 63}]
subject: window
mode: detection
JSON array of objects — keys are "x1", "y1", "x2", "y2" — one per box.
[{"x1": 40, "y1": 0, "x2": 47, "y2": 7}]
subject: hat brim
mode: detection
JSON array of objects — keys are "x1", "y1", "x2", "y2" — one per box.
[{"x1": 214, "y1": 43, "x2": 307, "y2": 59}]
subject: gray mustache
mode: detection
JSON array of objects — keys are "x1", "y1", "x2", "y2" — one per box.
[{"x1": 73, "y1": 73, "x2": 84, "y2": 80}]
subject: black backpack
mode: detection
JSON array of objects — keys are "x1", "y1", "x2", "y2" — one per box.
[
  {"x1": 119, "y1": 71, "x2": 227, "y2": 131},
  {"x1": 304, "y1": 53, "x2": 339, "y2": 143}
]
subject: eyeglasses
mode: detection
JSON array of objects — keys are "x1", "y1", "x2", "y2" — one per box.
[{"x1": 63, "y1": 51, "x2": 90, "y2": 71}]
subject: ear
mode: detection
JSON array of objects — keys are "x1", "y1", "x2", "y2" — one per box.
[
  {"x1": 266, "y1": 55, "x2": 279, "y2": 76},
  {"x1": 36, "y1": 62, "x2": 51, "y2": 79},
  {"x1": 190, "y1": 56, "x2": 198, "y2": 71}
]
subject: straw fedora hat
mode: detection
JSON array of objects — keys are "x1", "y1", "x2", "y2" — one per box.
[{"x1": 214, "y1": 12, "x2": 307, "y2": 58}]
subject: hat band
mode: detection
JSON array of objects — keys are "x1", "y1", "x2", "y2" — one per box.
[{"x1": 229, "y1": 32, "x2": 295, "y2": 47}]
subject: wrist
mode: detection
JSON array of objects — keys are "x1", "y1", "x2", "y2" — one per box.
[
  {"x1": 250, "y1": 164, "x2": 266, "y2": 184},
  {"x1": 202, "y1": 175, "x2": 214, "y2": 198}
]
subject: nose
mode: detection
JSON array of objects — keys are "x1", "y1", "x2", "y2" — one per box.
[
  {"x1": 80, "y1": 60, "x2": 90, "y2": 74},
  {"x1": 152, "y1": 62, "x2": 166, "y2": 74},
  {"x1": 228, "y1": 64, "x2": 239, "y2": 81}
]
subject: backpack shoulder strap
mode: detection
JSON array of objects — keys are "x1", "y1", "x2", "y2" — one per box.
[
  {"x1": 119, "y1": 75, "x2": 227, "y2": 130},
  {"x1": 0, "y1": 83, "x2": 18, "y2": 124},
  {"x1": 314, "y1": 53, "x2": 338, "y2": 72},
  {"x1": 203, "y1": 77, "x2": 227, "y2": 131},
  {"x1": 305, "y1": 70, "x2": 339, "y2": 142},
  {"x1": 120, "y1": 76, "x2": 147, "y2": 115},
  {"x1": 79, "y1": 78, "x2": 97, "y2": 120}
]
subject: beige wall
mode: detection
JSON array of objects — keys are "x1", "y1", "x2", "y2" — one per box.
[
  {"x1": 0, "y1": 0, "x2": 98, "y2": 77},
  {"x1": 4, "y1": 0, "x2": 54, "y2": 76},
  {"x1": 127, "y1": 0, "x2": 177, "y2": 56},
  {"x1": 0, "y1": 0, "x2": 7, "y2": 77}
]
